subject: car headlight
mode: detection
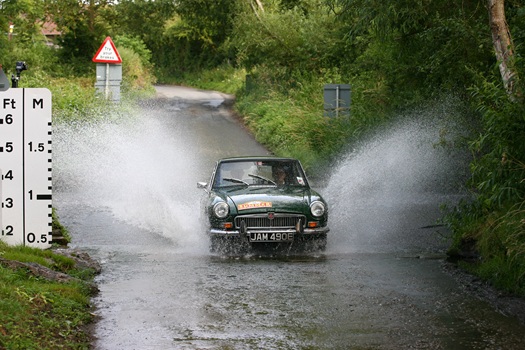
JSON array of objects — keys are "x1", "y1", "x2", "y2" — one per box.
[
  {"x1": 213, "y1": 202, "x2": 229, "y2": 218},
  {"x1": 310, "y1": 201, "x2": 326, "y2": 217}
]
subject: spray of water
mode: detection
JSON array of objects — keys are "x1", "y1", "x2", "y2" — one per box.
[
  {"x1": 325, "y1": 99, "x2": 470, "y2": 254},
  {"x1": 54, "y1": 95, "x2": 469, "y2": 256},
  {"x1": 54, "y1": 108, "x2": 206, "y2": 251}
]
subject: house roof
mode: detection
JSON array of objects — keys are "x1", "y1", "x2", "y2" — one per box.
[{"x1": 41, "y1": 20, "x2": 60, "y2": 36}]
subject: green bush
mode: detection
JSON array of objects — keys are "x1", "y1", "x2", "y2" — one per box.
[
  {"x1": 114, "y1": 35, "x2": 157, "y2": 96},
  {"x1": 118, "y1": 46, "x2": 156, "y2": 95},
  {"x1": 444, "y1": 57, "x2": 525, "y2": 295}
]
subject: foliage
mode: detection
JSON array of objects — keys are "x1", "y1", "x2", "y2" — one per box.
[
  {"x1": 106, "y1": 0, "x2": 175, "y2": 78},
  {"x1": 468, "y1": 82, "x2": 525, "y2": 211},
  {"x1": 328, "y1": 0, "x2": 494, "y2": 104},
  {"x1": 446, "y1": 198, "x2": 525, "y2": 295},
  {"x1": 112, "y1": 0, "x2": 176, "y2": 54},
  {"x1": 1, "y1": 41, "x2": 58, "y2": 81},
  {"x1": 165, "y1": 64, "x2": 246, "y2": 94},
  {"x1": 229, "y1": 1, "x2": 346, "y2": 73},
  {"x1": 476, "y1": 203, "x2": 525, "y2": 295},
  {"x1": 1, "y1": 0, "x2": 45, "y2": 43},
  {"x1": 45, "y1": 0, "x2": 115, "y2": 69},
  {"x1": 173, "y1": 0, "x2": 239, "y2": 53},
  {"x1": 444, "y1": 55, "x2": 525, "y2": 295},
  {"x1": 114, "y1": 35, "x2": 152, "y2": 69},
  {"x1": 114, "y1": 35, "x2": 157, "y2": 96}
]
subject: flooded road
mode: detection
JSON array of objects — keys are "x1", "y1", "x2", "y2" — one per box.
[{"x1": 54, "y1": 86, "x2": 525, "y2": 349}]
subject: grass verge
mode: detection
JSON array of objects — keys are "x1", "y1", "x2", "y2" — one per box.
[
  {"x1": 0, "y1": 240, "x2": 99, "y2": 349},
  {"x1": 447, "y1": 202, "x2": 525, "y2": 296}
]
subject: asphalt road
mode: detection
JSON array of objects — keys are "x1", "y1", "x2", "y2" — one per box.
[{"x1": 53, "y1": 85, "x2": 525, "y2": 349}]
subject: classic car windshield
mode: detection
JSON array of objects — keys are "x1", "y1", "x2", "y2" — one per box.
[{"x1": 213, "y1": 160, "x2": 307, "y2": 188}]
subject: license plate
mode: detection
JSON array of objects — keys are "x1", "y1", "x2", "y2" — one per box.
[{"x1": 249, "y1": 232, "x2": 294, "y2": 242}]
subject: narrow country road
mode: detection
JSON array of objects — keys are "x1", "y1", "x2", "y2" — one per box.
[{"x1": 53, "y1": 85, "x2": 525, "y2": 349}]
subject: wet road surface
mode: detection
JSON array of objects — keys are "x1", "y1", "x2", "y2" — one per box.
[{"x1": 54, "y1": 85, "x2": 525, "y2": 349}]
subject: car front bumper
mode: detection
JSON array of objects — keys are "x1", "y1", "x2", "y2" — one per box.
[{"x1": 209, "y1": 226, "x2": 329, "y2": 236}]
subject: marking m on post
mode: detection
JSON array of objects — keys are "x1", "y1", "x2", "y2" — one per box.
[{"x1": 33, "y1": 99, "x2": 44, "y2": 109}]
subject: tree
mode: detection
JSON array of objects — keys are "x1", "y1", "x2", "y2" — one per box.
[
  {"x1": 230, "y1": 0, "x2": 346, "y2": 73},
  {"x1": 173, "y1": 0, "x2": 239, "y2": 52},
  {"x1": 488, "y1": 0, "x2": 519, "y2": 96},
  {"x1": 113, "y1": 0, "x2": 175, "y2": 52},
  {"x1": 1, "y1": 0, "x2": 45, "y2": 42},
  {"x1": 156, "y1": 0, "x2": 241, "y2": 70},
  {"x1": 45, "y1": 0, "x2": 116, "y2": 66}
]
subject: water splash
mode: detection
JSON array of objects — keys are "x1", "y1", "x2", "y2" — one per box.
[
  {"x1": 53, "y1": 108, "x2": 205, "y2": 250},
  {"x1": 325, "y1": 100, "x2": 470, "y2": 254},
  {"x1": 54, "y1": 95, "x2": 470, "y2": 256}
]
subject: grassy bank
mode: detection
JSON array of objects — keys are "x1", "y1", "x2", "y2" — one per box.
[
  {"x1": 446, "y1": 200, "x2": 525, "y2": 296},
  {"x1": 0, "y1": 240, "x2": 99, "y2": 349}
]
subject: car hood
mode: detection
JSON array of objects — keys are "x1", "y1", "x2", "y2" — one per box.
[{"x1": 216, "y1": 186, "x2": 317, "y2": 214}]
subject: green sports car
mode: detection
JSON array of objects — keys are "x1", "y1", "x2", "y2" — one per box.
[{"x1": 197, "y1": 156, "x2": 329, "y2": 253}]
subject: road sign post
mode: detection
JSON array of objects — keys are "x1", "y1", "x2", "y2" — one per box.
[
  {"x1": 92, "y1": 37, "x2": 122, "y2": 102},
  {"x1": 95, "y1": 63, "x2": 122, "y2": 102},
  {"x1": 323, "y1": 84, "x2": 351, "y2": 118}
]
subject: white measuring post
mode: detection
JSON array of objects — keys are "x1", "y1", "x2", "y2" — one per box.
[
  {"x1": 0, "y1": 88, "x2": 52, "y2": 248},
  {"x1": 0, "y1": 169, "x2": 2, "y2": 237}
]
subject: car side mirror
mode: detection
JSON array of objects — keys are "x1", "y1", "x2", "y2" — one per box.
[{"x1": 197, "y1": 182, "x2": 208, "y2": 189}]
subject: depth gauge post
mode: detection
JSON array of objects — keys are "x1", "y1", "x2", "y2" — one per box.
[{"x1": 0, "y1": 62, "x2": 53, "y2": 248}]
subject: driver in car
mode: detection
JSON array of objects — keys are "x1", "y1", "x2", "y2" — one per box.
[{"x1": 272, "y1": 166, "x2": 287, "y2": 185}]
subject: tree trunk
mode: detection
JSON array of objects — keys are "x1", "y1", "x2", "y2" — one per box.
[
  {"x1": 488, "y1": 0, "x2": 517, "y2": 95},
  {"x1": 250, "y1": 0, "x2": 265, "y2": 19},
  {"x1": 254, "y1": 0, "x2": 264, "y2": 13}
]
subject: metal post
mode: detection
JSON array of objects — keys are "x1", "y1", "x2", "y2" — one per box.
[
  {"x1": 323, "y1": 84, "x2": 351, "y2": 118},
  {"x1": 105, "y1": 63, "x2": 110, "y2": 99},
  {"x1": 336, "y1": 85, "x2": 340, "y2": 118}
]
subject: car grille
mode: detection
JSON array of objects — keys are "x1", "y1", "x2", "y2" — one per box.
[{"x1": 235, "y1": 214, "x2": 306, "y2": 229}]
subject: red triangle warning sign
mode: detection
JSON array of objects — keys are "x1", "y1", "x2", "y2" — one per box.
[{"x1": 92, "y1": 37, "x2": 122, "y2": 64}]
